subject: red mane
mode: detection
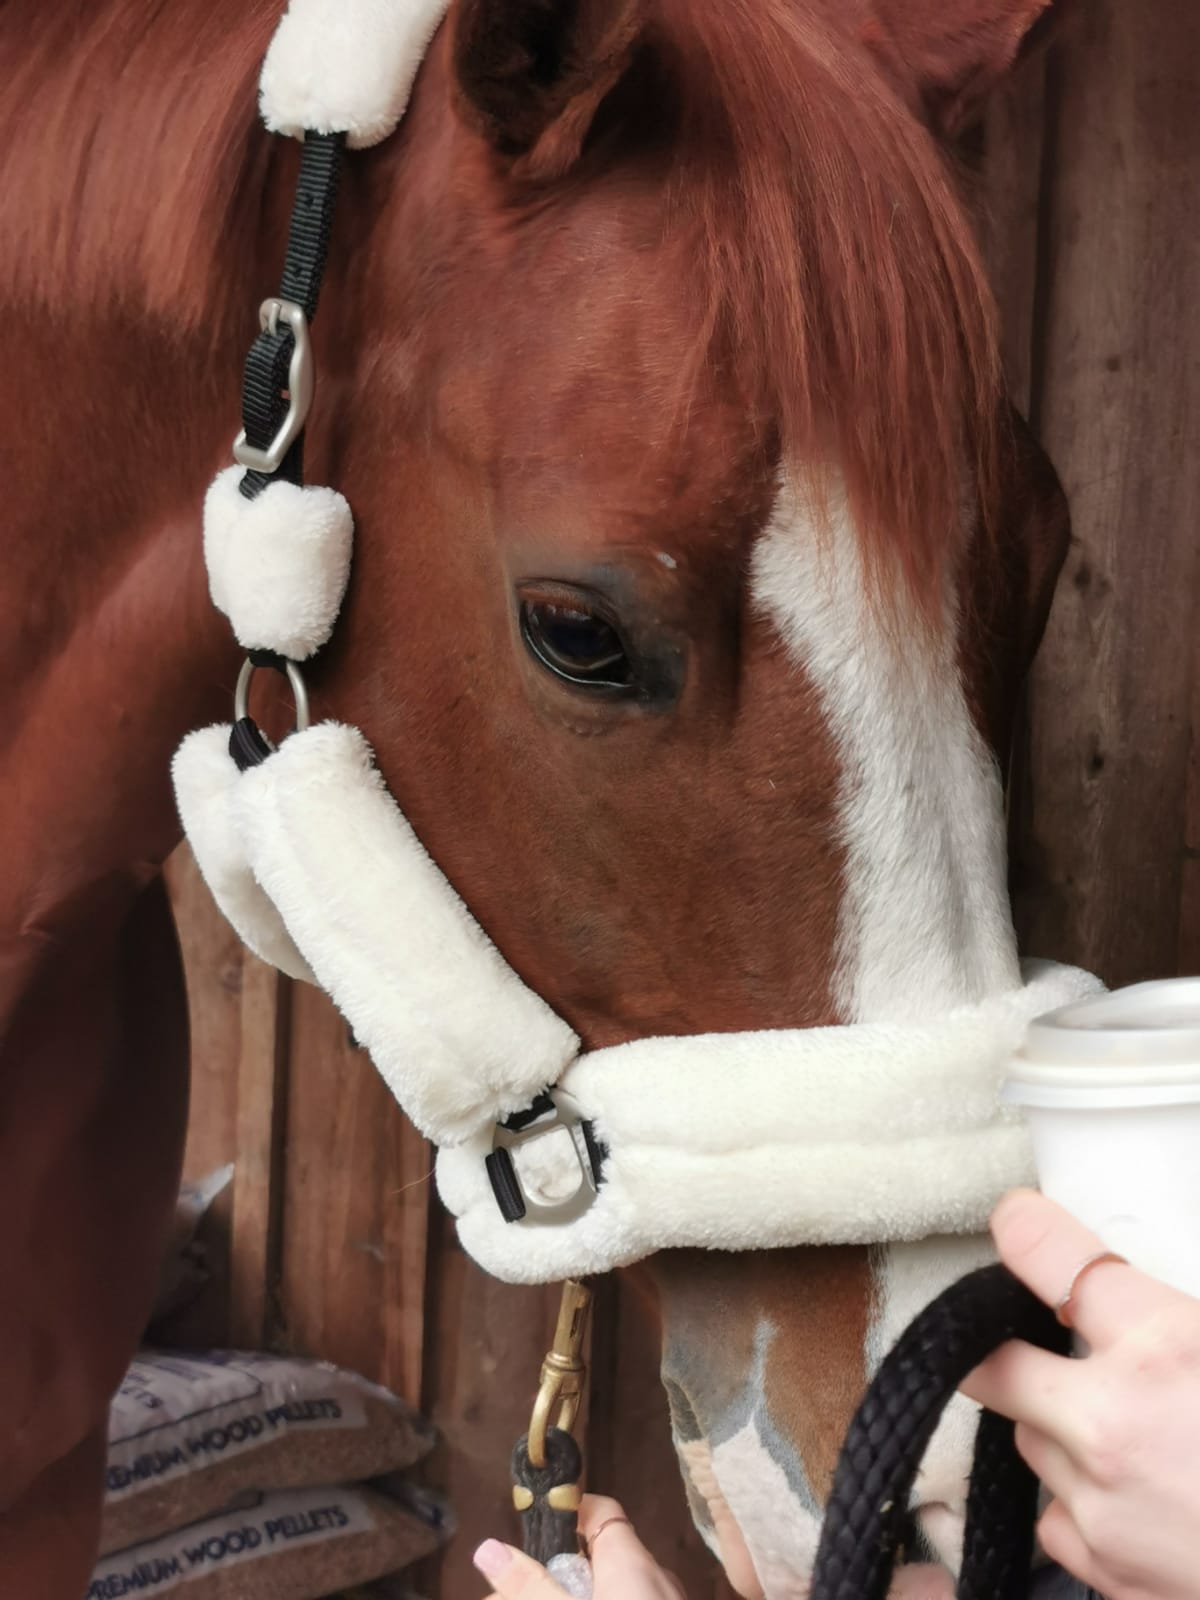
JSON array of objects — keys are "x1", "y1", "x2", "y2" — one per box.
[{"x1": 0, "y1": 0, "x2": 277, "y2": 337}]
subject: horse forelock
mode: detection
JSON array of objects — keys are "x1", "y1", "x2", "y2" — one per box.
[
  {"x1": 437, "y1": 0, "x2": 1007, "y2": 613},
  {"x1": 645, "y1": 0, "x2": 1005, "y2": 614}
]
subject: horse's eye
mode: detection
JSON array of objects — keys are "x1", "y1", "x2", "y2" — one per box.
[{"x1": 520, "y1": 597, "x2": 633, "y2": 689}]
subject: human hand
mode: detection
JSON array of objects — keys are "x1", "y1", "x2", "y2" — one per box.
[
  {"x1": 473, "y1": 1493, "x2": 956, "y2": 1599},
  {"x1": 963, "y1": 1188, "x2": 1200, "y2": 1600},
  {"x1": 473, "y1": 1495, "x2": 684, "y2": 1599}
]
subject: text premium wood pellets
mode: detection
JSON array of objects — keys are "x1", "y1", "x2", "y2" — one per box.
[
  {"x1": 89, "y1": 1484, "x2": 444, "y2": 1599},
  {"x1": 102, "y1": 1352, "x2": 435, "y2": 1554}
]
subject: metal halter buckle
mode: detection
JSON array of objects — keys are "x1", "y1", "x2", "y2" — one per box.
[
  {"x1": 232, "y1": 298, "x2": 315, "y2": 475},
  {"x1": 487, "y1": 1091, "x2": 602, "y2": 1227}
]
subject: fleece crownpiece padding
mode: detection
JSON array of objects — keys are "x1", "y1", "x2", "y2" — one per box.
[
  {"x1": 437, "y1": 960, "x2": 1103, "y2": 1282},
  {"x1": 260, "y1": 0, "x2": 451, "y2": 148}
]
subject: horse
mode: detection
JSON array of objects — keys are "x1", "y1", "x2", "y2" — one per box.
[{"x1": 1, "y1": 0, "x2": 1072, "y2": 1593}]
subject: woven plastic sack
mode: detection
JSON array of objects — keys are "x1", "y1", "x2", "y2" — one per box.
[
  {"x1": 88, "y1": 1483, "x2": 445, "y2": 1599},
  {"x1": 102, "y1": 1352, "x2": 434, "y2": 1555}
]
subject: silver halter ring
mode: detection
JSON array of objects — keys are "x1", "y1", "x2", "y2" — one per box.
[{"x1": 234, "y1": 655, "x2": 311, "y2": 752}]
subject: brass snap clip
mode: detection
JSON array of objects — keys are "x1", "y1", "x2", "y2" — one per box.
[{"x1": 527, "y1": 1278, "x2": 593, "y2": 1470}]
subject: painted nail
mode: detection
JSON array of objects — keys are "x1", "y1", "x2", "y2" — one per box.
[{"x1": 474, "y1": 1539, "x2": 515, "y2": 1581}]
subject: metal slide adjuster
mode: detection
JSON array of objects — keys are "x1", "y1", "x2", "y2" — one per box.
[
  {"x1": 229, "y1": 655, "x2": 311, "y2": 772},
  {"x1": 232, "y1": 298, "x2": 315, "y2": 475},
  {"x1": 486, "y1": 1091, "x2": 603, "y2": 1226}
]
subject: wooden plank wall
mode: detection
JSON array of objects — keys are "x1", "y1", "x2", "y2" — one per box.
[
  {"x1": 167, "y1": 4, "x2": 1198, "y2": 1596},
  {"x1": 998, "y1": 0, "x2": 1200, "y2": 986}
]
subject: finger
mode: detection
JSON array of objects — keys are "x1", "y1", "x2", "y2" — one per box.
[
  {"x1": 989, "y1": 1189, "x2": 1159, "y2": 1348},
  {"x1": 578, "y1": 1496, "x2": 682, "y2": 1594},
  {"x1": 1036, "y1": 1499, "x2": 1105, "y2": 1594},
  {"x1": 577, "y1": 1496, "x2": 631, "y2": 1538},
  {"x1": 887, "y1": 1564, "x2": 954, "y2": 1598},
  {"x1": 474, "y1": 1540, "x2": 568, "y2": 1599},
  {"x1": 961, "y1": 1339, "x2": 1088, "y2": 1454},
  {"x1": 1013, "y1": 1421, "x2": 1080, "y2": 1504}
]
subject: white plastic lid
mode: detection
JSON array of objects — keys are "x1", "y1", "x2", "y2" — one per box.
[{"x1": 1004, "y1": 978, "x2": 1200, "y2": 1108}]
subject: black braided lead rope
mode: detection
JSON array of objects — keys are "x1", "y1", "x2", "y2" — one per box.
[
  {"x1": 960, "y1": 1402, "x2": 1043, "y2": 1598},
  {"x1": 810, "y1": 1264, "x2": 1071, "y2": 1600}
]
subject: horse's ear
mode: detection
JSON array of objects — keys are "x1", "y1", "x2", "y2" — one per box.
[
  {"x1": 451, "y1": 0, "x2": 642, "y2": 179},
  {"x1": 860, "y1": 0, "x2": 1060, "y2": 136}
]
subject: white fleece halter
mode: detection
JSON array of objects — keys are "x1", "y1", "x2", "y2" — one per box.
[{"x1": 174, "y1": 0, "x2": 1103, "y2": 1285}]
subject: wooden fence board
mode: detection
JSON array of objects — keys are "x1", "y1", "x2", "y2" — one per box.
[
  {"x1": 162, "y1": 847, "x2": 241, "y2": 1346},
  {"x1": 1009, "y1": 0, "x2": 1200, "y2": 984},
  {"x1": 228, "y1": 958, "x2": 290, "y2": 1348},
  {"x1": 277, "y1": 979, "x2": 433, "y2": 1404},
  {"x1": 164, "y1": 847, "x2": 243, "y2": 1187}
]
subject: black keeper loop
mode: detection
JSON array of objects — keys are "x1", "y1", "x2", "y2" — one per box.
[{"x1": 248, "y1": 647, "x2": 289, "y2": 672}]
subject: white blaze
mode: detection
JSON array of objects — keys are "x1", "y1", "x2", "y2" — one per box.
[
  {"x1": 751, "y1": 478, "x2": 1020, "y2": 1574},
  {"x1": 750, "y1": 478, "x2": 1019, "y2": 1023}
]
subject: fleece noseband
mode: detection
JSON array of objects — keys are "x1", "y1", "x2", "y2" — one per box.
[{"x1": 174, "y1": 0, "x2": 1102, "y2": 1285}]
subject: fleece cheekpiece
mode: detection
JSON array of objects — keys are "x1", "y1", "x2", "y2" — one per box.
[{"x1": 173, "y1": 726, "x2": 315, "y2": 984}]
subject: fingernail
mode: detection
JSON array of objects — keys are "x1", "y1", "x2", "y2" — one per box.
[{"x1": 474, "y1": 1540, "x2": 515, "y2": 1581}]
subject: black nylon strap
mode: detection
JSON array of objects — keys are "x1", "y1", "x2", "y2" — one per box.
[
  {"x1": 240, "y1": 131, "x2": 345, "y2": 500},
  {"x1": 485, "y1": 1148, "x2": 528, "y2": 1223}
]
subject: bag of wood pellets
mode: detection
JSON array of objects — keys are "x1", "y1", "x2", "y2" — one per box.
[
  {"x1": 102, "y1": 1352, "x2": 435, "y2": 1555},
  {"x1": 89, "y1": 1483, "x2": 446, "y2": 1599}
]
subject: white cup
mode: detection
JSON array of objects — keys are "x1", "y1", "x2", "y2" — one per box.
[{"x1": 1003, "y1": 978, "x2": 1200, "y2": 1300}]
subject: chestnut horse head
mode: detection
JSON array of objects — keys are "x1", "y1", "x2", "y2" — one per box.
[{"x1": 3, "y1": 0, "x2": 1067, "y2": 1592}]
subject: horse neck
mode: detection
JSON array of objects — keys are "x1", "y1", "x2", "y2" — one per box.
[{"x1": 0, "y1": 0, "x2": 292, "y2": 949}]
